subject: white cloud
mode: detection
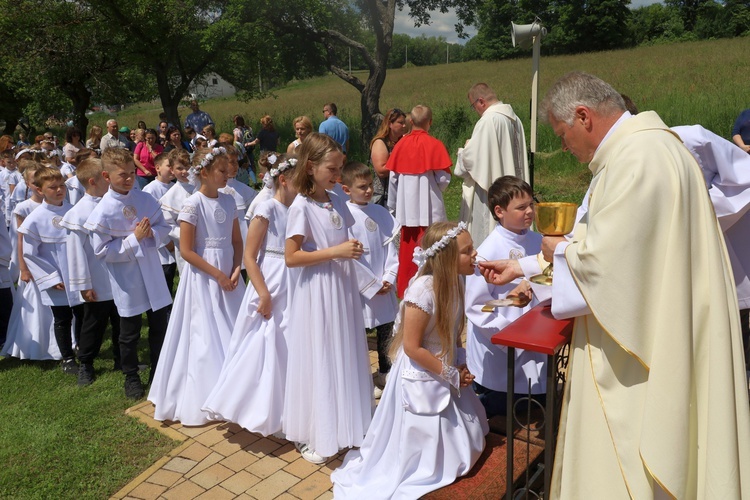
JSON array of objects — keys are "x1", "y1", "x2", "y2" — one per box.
[
  {"x1": 393, "y1": 8, "x2": 477, "y2": 45},
  {"x1": 394, "y1": 1, "x2": 663, "y2": 44}
]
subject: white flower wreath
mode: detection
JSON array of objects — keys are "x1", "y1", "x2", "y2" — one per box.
[
  {"x1": 188, "y1": 147, "x2": 226, "y2": 182},
  {"x1": 412, "y1": 221, "x2": 468, "y2": 271},
  {"x1": 269, "y1": 157, "x2": 297, "y2": 178}
]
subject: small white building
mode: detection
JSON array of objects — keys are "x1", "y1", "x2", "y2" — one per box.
[{"x1": 189, "y1": 73, "x2": 236, "y2": 99}]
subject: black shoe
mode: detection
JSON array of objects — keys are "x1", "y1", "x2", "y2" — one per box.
[
  {"x1": 124, "y1": 374, "x2": 145, "y2": 400},
  {"x1": 61, "y1": 358, "x2": 79, "y2": 375},
  {"x1": 77, "y1": 363, "x2": 95, "y2": 387}
]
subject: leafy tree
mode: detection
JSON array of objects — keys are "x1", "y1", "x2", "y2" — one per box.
[
  {"x1": 547, "y1": 0, "x2": 632, "y2": 54},
  {"x1": 260, "y1": 0, "x2": 481, "y2": 152},
  {"x1": 0, "y1": 0, "x2": 150, "y2": 132},
  {"x1": 628, "y1": 3, "x2": 688, "y2": 44}
]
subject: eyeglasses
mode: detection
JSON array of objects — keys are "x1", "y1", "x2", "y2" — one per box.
[
  {"x1": 469, "y1": 98, "x2": 480, "y2": 110},
  {"x1": 389, "y1": 108, "x2": 405, "y2": 121}
]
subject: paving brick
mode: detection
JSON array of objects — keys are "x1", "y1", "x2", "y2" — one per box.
[
  {"x1": 194, "y1": 485, "x2": 235, "y2": 499},
  {"x1": 128, "y1": 481, "x2": 167, "y2": 500},
  {"x1": 162, "y1": 456, "x2": 197, "y2": 474},
  {"x1": 319, "y1": 458, "x2": 342, "y2": 476},
  {"x1": 190, "y1": 463, "x2": 235, "y2": 490},
  {"x1": 283, "y1": 457, "x2": 320, "y2": 479},
  {"x1": 246, "y1": 470, "x2": 300, "y2": 499},
  {"x1": 178, "y1": 442, "x2": 213, "y2": 462},
  {"x1": 244, "y1": 437, "x2": 283, "y2": 457},
  {"x1": 211, "y1": 437, "x2": 248, "y2": 457},
  {"x1": 184, "y1": 452, "x2": 224, "y2": 479},
  {"x1": 222, "y1": 422, "x2": 243, "y2": 434},
  {"x1": 229, "y1": 430, "x2": 261, "y2": 448},
  {"x1": 219, "y1": 470, "x2": 262, "y2": 495},
  {"x1": 160, "y1": 480, "x2": 205, "y2": 500},
  {"x1": 179, "y1": 422, "x2": 219, "y2": 438},
  {"x1": 145, "y1": 469, "x2": 182, "y2": 488},
  {"x1": 245, "y1": 455, "x2": 288, "y2": 479},
  {"x1": 235, "y1": 494, "x2": 255, "y2": 500},
  {"x1": 288, "y1": 471, "x2": 334, "y2": 499},
  {"x1": 316, "y1": 491, "x2": 334, "y2": 500},
  {"x1": 275, "y1": 494, "x2": 300, "y2": 500},
  {"x1": 194, "y1": 426, "x2": 232, "y2": 448},
  {"x1": 220, "y1": 449, "x2": 259, "y2": 472},
  {"x1": 272, "y1": 442, "x2": 301, "y2": 463}
]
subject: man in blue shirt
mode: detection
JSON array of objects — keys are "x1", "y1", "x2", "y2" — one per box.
[
  {"x1": 184, "y1": 99, "x2": 214, "y2": 135},
  {"x1": 319, "y1": 102, "x2": 349, "y2": 154}
]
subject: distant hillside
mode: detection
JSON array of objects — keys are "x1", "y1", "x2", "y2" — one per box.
[{"x1": 116, "y1": 36, "x2": 750, "y2": 206}]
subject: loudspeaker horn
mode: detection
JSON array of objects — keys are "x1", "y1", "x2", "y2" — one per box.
[{"x1": 511, "y1": 21, "x2": 546, "y2": 50}]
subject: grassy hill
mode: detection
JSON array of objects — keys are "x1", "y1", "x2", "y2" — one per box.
[{"x1": 114, "y1": 35, "x2": 750, "y2": 208}]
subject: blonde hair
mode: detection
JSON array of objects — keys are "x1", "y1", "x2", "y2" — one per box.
[
  {"x1": 191, "y1": 147, "x2": 228, "y2": 173},
  {"x1": 410, "y1": 105, "x2": 432, "y2": 128},
  {"x1": 33, "y1": 165, "x2": 63, "y2": 189},
  {"x1": 290, "y1": 133, "x2": 342, "y2": 197},
  {"x1": 76, "y1": 158, "x2": 104, "y2": 186},
  {"x1": 292, "y1": 116, "x2": 312, "y2": 133},
  {"x1": 388, "y1": 222, "x2": 465, "y2": 363},
  {"x1": 101, "y1": 147, "x2": 133, "y2": 172},
  {"x1": 260, "y1": 115, "x2": 275, "y2": 132}
]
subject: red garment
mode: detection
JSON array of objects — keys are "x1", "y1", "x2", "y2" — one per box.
[
  {"x1": 385, "y1": 130, "x2": 452, "y2": 175},
  {"x1": 397, "y1": 226, "x2": 426, "y2": 298}
]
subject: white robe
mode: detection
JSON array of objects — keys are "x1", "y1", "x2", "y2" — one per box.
[
  {"x1": 85, "y1": 187, "x2": 172, "y2": 317},
  {"x1": 60, "y1": 194, "x2": 113, "y2": 301},
  {"x1": 465, "y1": 224, "x2": 546, "y2": 394},
  {"x1": 160, "y1": 181, "x2": 194, "y2": 273},
  {"x1": 346, "y1": 201, "x2": 400, "y2": 328},
  {"x1": 143, "y1": 180, "x2": 176, "y2": 267},
  {"x1": 455, "y1": 102, "x2": 528, "y2": 245},
  {"x1": 19, "y1": 200, "x2": 79, "y2": 307}
]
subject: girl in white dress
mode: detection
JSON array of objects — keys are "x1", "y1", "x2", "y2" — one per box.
[
  {"x1": 283, "y1": 133, "x2": 373, "y2": 464},
  {"x1": 332, "y1": 221, "x2": 489, "y2": 499},
  {"x1": 2, "y1": 164, "x2": 59, "y2": 360},
  {"x1": 148, "y1": 147, "x2": 245, "y2": 426},
  {"x1": 203, "y1": 154, "x2": 297, "y2": 435}
]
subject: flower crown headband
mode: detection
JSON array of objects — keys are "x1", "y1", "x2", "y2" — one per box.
[
  {"x1": 412, "y1": 221, "x2": 468, "y2": 271},
  {"x1": 269, "y1": 158, "x2": 297, "y2": 178},
  {"x1": 188, "y1": 147, "x2": 226, "y2": 182}
]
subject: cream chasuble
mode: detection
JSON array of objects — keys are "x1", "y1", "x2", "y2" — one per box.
[{"x1": 552, "y1": 112, "x2": 750, "y2": 499}]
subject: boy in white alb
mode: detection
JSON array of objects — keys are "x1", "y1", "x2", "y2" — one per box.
[
  {"x1": 160, "y1": 149, "x2": 194, "y2": 274},
  {"x1": 60, "y1": 157, "x2": 121, "y2": 386},
  {"x1": 341, "y1": 162, "x2": 399, "y2": 396},
  {"x1": 18, "y1": 166, "x2": 81, "y2": 374},
  {"x1": 1, "y1": 152, "x2": 22, "y2": 228},
  {"x1": 142, "y1": 153, "x2": 176, "y2": 296},
  {"x1": 464, "y1": 176, "x2": 546, "y2": 417},
  {"x1": 84, "y1": 148, "x2": 172, "y2": 399}
]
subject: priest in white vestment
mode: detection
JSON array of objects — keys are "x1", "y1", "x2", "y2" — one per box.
[
  {"x1": 479, "y1": 72, "x2": 750, "y2": 499},
  {"x1": 455, "y1": 83, "x2": 528, "y2": 244}
]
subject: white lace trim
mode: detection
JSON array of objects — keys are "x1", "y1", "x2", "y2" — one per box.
[
  {"x1": 263, "y1": 247, "x2": 285, "y2": 258},
  {"x1": 202, "y1": 237, "x2": 229, "y2": 249},
  {"x1": 181, "y1": 204, "x2": 197, "y2": 215}
]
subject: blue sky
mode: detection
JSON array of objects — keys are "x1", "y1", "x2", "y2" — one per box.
[{"x1": 395, "y1": 0, "x2": 661, "y2": 44}]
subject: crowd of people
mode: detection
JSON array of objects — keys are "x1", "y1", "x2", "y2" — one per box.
[{"x1": 1, "y1": 73, "x2": 750, "y2": 498}]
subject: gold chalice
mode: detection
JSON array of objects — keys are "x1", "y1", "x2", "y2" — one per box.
[{"x1": 530, "y1": 202, "x2": 578, "y2": 286}]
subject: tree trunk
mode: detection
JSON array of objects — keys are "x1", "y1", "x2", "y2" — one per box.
[
  {"x1": 154, "y1": 63, "x2": 184, "y2": 132},
  {"x1": 3, "y1": 118, "x2": 18, "y2": 136},
  {"x1": 67, "y1": 81, "x2": 91, "y2": 134}
]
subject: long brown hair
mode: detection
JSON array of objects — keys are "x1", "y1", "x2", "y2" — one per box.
[
  {"x1": 389, "y1": 221, "x2": 465, "y2": 363},
  {"x1": 370, "y1": 108, "x2": 406, "y2": 151}
]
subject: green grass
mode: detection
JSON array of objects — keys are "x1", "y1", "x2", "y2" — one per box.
[{"x1": 0, "y1": 335, "x2": 176, "y2": 499}]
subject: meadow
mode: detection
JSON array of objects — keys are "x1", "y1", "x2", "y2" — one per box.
[{"x1": 2, "y1": 35, "x2": 749, "y2": 499}]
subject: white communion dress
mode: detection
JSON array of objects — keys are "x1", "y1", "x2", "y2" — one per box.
[
  {"x1": 203, "y1": 198, "x2": 293, "y2": 435},
  {"x1": 148, "y1": 191, "x2": 245, "y2": 426},
  {"x1": 332, "y1": 275, "x2": 489, "y2": 499}
]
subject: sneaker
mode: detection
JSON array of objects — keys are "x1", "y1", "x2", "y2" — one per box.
[
  {"x1": 124, "y1": 374, "x2": 145, "y2": 400},
  {"x1": 61, "y1": 358, "x2": 79, "y2": 375},
  {"x1": 373, "y1": 385, "x2": 383, "y2": 399},
  {"x1": 77, "y1": 363, "x2": 95, "y2": 387},
  {"x1": 296, "y1": 443, "x2": 327, "y2": 464}
]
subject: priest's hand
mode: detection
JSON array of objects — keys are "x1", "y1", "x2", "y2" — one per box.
[
  {"x1": 541, "y1": 236, "x2": 567, "y2": 262},
  {"x1": 477, "y1": 259, "x2": 523, "y2": 286}
]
